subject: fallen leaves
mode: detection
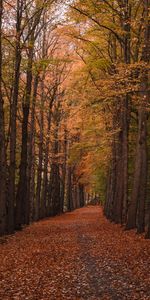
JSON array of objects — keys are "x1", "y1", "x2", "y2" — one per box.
[{"x1": 0, "y1": 206, "x2": 150, "y2": 299}]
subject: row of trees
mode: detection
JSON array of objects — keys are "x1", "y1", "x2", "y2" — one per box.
[
  {"x1": 0, "y1": 0, "x2": 87, "y2": 236},
  {"x1": 0, "y1": 0, "x2": 149, "y2": 239},
  {"x1": 64, "y1": 0, "x2": 150, "y2": 238}
]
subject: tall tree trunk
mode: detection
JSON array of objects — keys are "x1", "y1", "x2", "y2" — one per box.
[
  {"x1": 50, "y1": 107, "x2": 61, "y2": 216},
  {"x1": 15, "y1": 1, "x2": 43, "y2": 228},
  {"x1": 104, "y1": 138, "x2": 117, "y2": 220},
  {"x1": 35, "y1": 80, "x2": 44, "y2": 221},
  {"x1": 122, "y1": 95, "x2": 129, "y2": 223},
  {"x1": 79, "y1": 183, "x2": 85, "y2": 208},
  {"x1": 126, "y1": 109, "x2": 147, "y2": 231},
  {"x1": 146, "y1": 212, "x2": 150, "y2": 239},
  {"x1": 112, "y1": 118, "x2": 124, "y2": 223},
  {"x1": 105, "y1": 0, "x2": 130, "y2": 224},
  {"x1": 41, "y1": 104, "x2": 52, "y2": 219},
  {"x1": 8, "y1": 0, "x2": 22, "y2": 233},
  {"x1": 126, "y1": 0, "x2": 149, "y2": 233},
  {"x1": 108, "y1": 99, "x2": 123, "y2": 224},
  {"x1": 27, "y1": 75, "x2": 39, "y2": 222},
  {"x1": 144, "y1": 0, "x2": 150, "y2": 238},
  {"x1": 0, "y1": 0, "x2": 7, "y2": 235},
  {"x1": 60, "y1": 127, "x2": 67, "y2": 213},
  {"x1": 121, "y1": 0, "x2": 131, "y2": 223},
  {"x1": 104, "y1": 168, "x2": 112, "y2": 218},
  {"x1": 15, "y1": 40, "x2": 34, "y2": 229},
  {"x1": 50, "y1": 161, "x2": 61, "y2": 216},
  {"x1": 136, "y1": 110, "x2": 147, "y2": 233},
  {"x1": 67, "y1": 166, "x2": 73, "y2": 211}
]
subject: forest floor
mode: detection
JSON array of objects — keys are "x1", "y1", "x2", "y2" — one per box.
[{"x1": 0, "y1": 206, "x2": 150, "y2": 300}]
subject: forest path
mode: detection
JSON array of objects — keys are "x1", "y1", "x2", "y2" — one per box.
[{"x1": 0, "y1": 206, "x2": 150, "y2": 300}]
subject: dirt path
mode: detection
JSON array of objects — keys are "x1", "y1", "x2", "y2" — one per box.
[{"x1": 0, "y1": 206, "x2": 150, "y2": 300}]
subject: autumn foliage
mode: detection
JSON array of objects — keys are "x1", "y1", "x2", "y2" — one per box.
[
  {"x1": 0, "y1": 207, "x2": 150, "y2": 299},
  {"x1": 0, "y1": 0, "x2": 150, "y2": 240}
]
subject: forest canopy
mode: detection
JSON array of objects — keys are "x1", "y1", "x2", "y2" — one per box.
[{"x1": 0, "y1": 0, "x2": 150, "y2": 238}]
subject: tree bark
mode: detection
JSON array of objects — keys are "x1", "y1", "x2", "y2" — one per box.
[
  {"x1": 79, "y1": 183, "x2": 85, "y2": 208},
  {"x1": 41, "y1": 100, "x2": 53, "y2": 218},
  {"x1": 15, "y1": 37, "x2": 34, "y2": 228},
  {"x1": 60, "y1": 127, "x2": 67, "y2": 213},
  {"x1": 8, "y1": 0, "x2": 23, "y2": 233},
  {"x1": 67, "y1": 167, "x2": 73, "y2": 211},
  {"x1": 27, "y1": 75, "x2": 39, "y2": 222},
  {"x1": 0, "y1": 0, "x2": 7, "y2": 235},
  {"x1": 126, "y1": 0, "x2": 149, "y2": 233},
  {"x1": 50, "y1": 106, "x2": 61, "y2": 216},
  {"x1": 35, "y1": 79, "x2": 45, "y2": 221},
  {"x1": 126, "y1": 109, "x2": 147, "y2": 231}
]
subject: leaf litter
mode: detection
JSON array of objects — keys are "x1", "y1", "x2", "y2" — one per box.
[{"x1": 0, "y1": 206, "x2": 150, "y2": 300}]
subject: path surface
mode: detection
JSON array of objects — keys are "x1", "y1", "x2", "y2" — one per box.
[{"x1": 0, "y1": 206, "x2": 150, "y2": 300}]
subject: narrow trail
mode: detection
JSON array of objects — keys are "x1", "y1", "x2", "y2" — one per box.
[{"x1": 0, "y1": 206, "x2": 150, "y2": 300}]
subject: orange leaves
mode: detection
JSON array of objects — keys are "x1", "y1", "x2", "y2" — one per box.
[{"x1": 0, "y1": 206, "x2": 150, "y2": 299}]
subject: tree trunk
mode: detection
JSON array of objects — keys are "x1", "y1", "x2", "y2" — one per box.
[
  {"x1": 27, "y1": 75, "x2": 39, "y2": 222},
  {"x1": 60, "y1": 127, "x2": 67, "y2": 213},
  {"x1": 105, "y1": 0, "x2": 131, "y2": 224},
  {"x1": 122, "y1": 95, "x2": 129, "y2": 224},
  {"x1": 50, "y1": 108, "x2": 61, "y2": 216},
  {"x1": 50, "y1": 162, "x2": 61, "y2": 216},
  {"x1": 8, "y1": 0, "x2": 23, "y2": 233},
  {"x1": 121, "y1": 0, "x2": 131, "y2": 223},
  {"x1": 0, "y1": 0, "x2": 7, "y2": 235},
  {"x1": 112, "y1": 128, "x2": 124, "y2": 223},
  {"x1": 126, "y1": 109, "x2": 147, "y2": 231},
  {"x1": 79, "y1": 183, "x2": 85, "y2": 208},
  {"x1": 41, "y1": 100, "x2": 53, "y2": 218},
  {"x1": 110, "y1": 101, "x2": 124, "y2": 224},
  {"x1": 15, "y1": 41, "x2": 34, "y2": 229},
  {"x1": 104, "y1": 138, "x2": 117, "y2": 220},
  {"x1": 126, "y1": 0, "x2": 149, "y2": 233},
  {"x1": 142, "y1": 0, "x2": 150, "y2": 238},
  {"x1": 146, "y1": 212, "x2": 150, "y2": 239},
  {"x1": 35, "y1": 80, "x2": 44, "y2": 221},
  {"x1": 67, "y1": 167, "x2": 73, "y2": 211}
]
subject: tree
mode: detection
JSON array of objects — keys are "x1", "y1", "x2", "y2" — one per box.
[
  {"x1": 126, "y1": 0, "x2": 150, "y2": 233},
  {"x1": 0, "y1": 0, "x2": 7, "y2": 235}
]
